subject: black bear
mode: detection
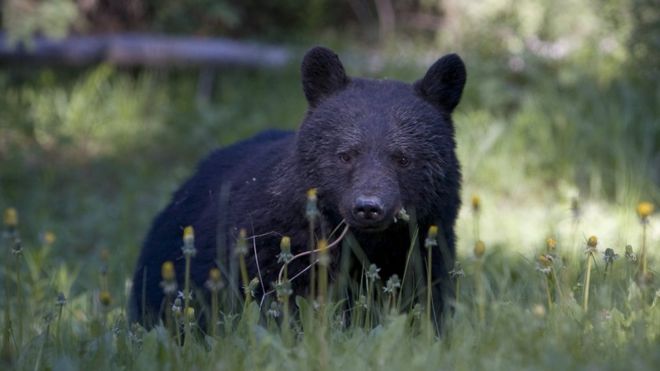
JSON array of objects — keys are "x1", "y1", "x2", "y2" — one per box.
[{"x1": 129, "y1": 46, "x2": 466, "y2": 328}]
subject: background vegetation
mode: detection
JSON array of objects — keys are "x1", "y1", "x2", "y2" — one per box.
[{"x1": 0, "y1": 0, "x2": 658, "y2": 370}]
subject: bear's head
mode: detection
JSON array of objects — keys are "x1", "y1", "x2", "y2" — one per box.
[{"x1": 295, "y1": 47, "x2": 466, "y2": 232}]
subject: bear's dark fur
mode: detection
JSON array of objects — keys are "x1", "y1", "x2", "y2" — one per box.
[{"x1": 129, "y1": 46, "x2": 466, "y2": 328}]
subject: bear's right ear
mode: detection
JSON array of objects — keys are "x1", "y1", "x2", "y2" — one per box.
[
  {"x1": 301, "y1": 46, "x2": 349, "y2": 107},
  {"x1": 414, "y1": 53, "x2": 466, "y2": 113}
]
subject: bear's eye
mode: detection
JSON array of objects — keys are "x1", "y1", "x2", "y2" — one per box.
[
  {"x1": 338, "y1": 152, "x2": 352, "y2": 164},
  {"x1": 396, "y1": 155, "x2": 410, "y2": 168}
]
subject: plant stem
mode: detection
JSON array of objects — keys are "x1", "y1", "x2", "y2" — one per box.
[
  {"x1": 583, "y1": 253, "x2": 593, "y2": 311},
  {"x1": 426, "y1": 245, "x2": 432, "y2": 326},
  {"x1": 640, "y1": 223, "x2": 647, "y2": 277}
]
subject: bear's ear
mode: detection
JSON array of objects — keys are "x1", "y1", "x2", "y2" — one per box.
[
  {"x1": 414, "y1": 53, "x2": 466, "y2": 113},
  {"x1": 301, "y1": 46, "x2": 349, "y2": 107}
]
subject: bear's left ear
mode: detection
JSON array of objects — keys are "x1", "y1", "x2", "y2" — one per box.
[
  {"x1": 414, "y1": 53, "x2": 466, "y2": 113},
  {"x1": 301, "y1": 46, "x2": 350, "y2": 108}
]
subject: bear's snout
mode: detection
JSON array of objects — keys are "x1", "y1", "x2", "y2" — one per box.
[
  {"x1": 348, "y1": 195, "x2": 398, "y2": 231},
  {"x1": 352, "y1": 196, "x2": 385, "y2": 224}
]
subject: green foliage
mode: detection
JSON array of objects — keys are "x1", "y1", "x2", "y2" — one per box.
[
  {"x1": 2, "y1": 0, "x2": 79, "y2": 45},
  {"x1": 0, "y1": 0, "x2": 658, "y2": 369},
  {"x1": 0, "y1": 203, "x2": 658, "y2": 370}
]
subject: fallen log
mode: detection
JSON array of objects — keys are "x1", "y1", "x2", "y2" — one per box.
[{"x1": 0, "y1": 33, "x2": 292, "y2": 68}]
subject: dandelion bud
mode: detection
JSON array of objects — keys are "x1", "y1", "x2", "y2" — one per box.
[
  {"x1": 474, "y1": 240, "x2": 486, "y2": 258},
  {"x1": 161, "y1": 261, "x2": 175, "y2": 281},
  {"x1": 277, "y1": 236, "x2": 294, "y2": 264},
  {"x1": 425, "y1": 225, "x2": 439, "y2": 248},
  {"x1": 306, "y1": 188, "x2": 320, "y2": 220},
  {"x1": 471, "y1": 195, "x2": 481, "y2": 213},
  {"x1": 428, "y1": 225, "x2": 438, "y2": 239},
  {"x1": 280, "y1": 236, "x2": 291, "y2": 252},
  {"x1": 636, "y1": 202, "x2": 654, "y2": 220},
  {"x1": 318, "y1": 239, "x2": 330, "y2": 266},
  {"x1": 306, "y1": 188, "x2": 318, "y2": 202},
  {"x1": 185, "y1": 306, "x2": 196, "y2": 322},
  {"x1": 209, "y1": 268, "x2": 221, "y2": 282},
  {"x1": 183, "y1": 226, "x2": 195, "y2": 245},
  {"x1": 3, "y1": 208, "x2": 18, "y2": 227},
  {"x1": 244, "y1": 277, "x2": 259, "y2": 298},
  {"x1": 99, "y1": 290, "x2": 112, "y2": 306},
  {"x1": 546, "y1": 238, "x2": 557, "y2": 252},
  {"x1": 205, "y1": 268, "x2": 224, "y2": 292},
  {"x1": 235, "y1": 228, "x2": 248, "y2": 256},
  {"x1": 172, "y1": 298, "x2": 183, "y2": 316}
]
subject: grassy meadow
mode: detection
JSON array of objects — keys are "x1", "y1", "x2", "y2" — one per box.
[{"x1": 1, "y1": 1, "x2": 659, "y2": 369}]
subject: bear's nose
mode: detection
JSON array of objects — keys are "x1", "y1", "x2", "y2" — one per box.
[{"x1": 352, "y1": 196, "x2": 385, "y2": 224}]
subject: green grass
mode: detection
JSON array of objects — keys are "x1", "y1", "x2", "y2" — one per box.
[{"x1": 0, "y1": 46, "x2": 658, "y2": 370}]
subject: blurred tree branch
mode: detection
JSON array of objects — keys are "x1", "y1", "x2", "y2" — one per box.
[{"x1": 0, "y1": 33, "x2": 291, "y2": 68}]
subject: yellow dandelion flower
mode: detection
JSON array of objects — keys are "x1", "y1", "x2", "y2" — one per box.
[
  {"x1": 636, "y1": 202, "x2": 654, "y2": 219},
  {"x1": 546, "y1": 238, "x2": 557, "y2": 251},
  {"x1": 161, "y1": 261, "x2": 175, "y2": 281},
  {"x1": 99, "y1": 290, "x2": 112, "y2": 306},
  {"x1": 428, "y1": 225, "x2": 438, "y2": 239},
  {"x1": 471, "y1": 195, "x2": 480, "y2": 212},
  {"x1": 587, "y1": 236, "x2": 598, "y2": 248},
  {"x1": 474, "y1": 240, "x2": 486, "y2": 258},
  {"x1": 183, "y1": 225, "x2": 195, "y2": 243},
  {"x1": 306, "y1": 188, "x2": 318, "y2": 201},
  {"x1": 3, "y1": 208, "x2": 18, "y2": 227},
  {"x1": 209, "y1": 268, "x2": 221, "y2": 282},
  {"x1": 43, "y1": 231, "x2": 56, "y2": 245}
]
